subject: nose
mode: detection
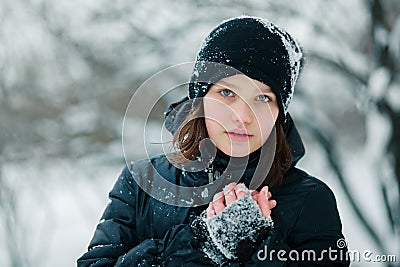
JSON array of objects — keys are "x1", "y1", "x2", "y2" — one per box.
[{"x1": 231, "y1": 98, "x2": 253, "y2": 125}]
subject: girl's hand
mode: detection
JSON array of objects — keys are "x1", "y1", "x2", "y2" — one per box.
[
  {"x1": 207, "y1": 182, "x2": 245, "y2": 217},
  {"x1": 207, "y1": 184, "x2": 277, "y2": 218},
  {"x1": 206, "y1": 183, "x2": 276, "y2": 218}
]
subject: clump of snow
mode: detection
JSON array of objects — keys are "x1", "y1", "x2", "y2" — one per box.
[
  {"x1": 388, "y1": 16, "x2": 400, "y2": 60},
  {"x1": 201, "y1": 188, "x2": 209, "y2": 198},
  {"x1": 368, "y1": 67, "x2": 390, "y2": 101},
  {"x1": 385, "y1": 83, "x2": 400, "y2": 112}
]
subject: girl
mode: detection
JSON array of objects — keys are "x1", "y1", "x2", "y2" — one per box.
[{"x1": 78, "y1": 16, "x2": 350, "y2": 266}]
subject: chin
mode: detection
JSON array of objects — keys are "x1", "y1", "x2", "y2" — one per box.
[{"x1": 221, "y1": 147, "x2": 254, "y2": 158}]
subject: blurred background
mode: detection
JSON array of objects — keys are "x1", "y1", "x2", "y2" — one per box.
[{"x1": 1, "y1": 0, "x2": 400, "y2": 266}]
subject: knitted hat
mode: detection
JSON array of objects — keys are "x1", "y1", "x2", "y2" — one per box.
[{"x1": 188, "y1": 16, "x2": 304, "y2": 123}]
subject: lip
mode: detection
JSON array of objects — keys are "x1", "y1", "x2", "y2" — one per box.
[{"x1": 225, "y1": 129, "x2": 253, "y2": 142}]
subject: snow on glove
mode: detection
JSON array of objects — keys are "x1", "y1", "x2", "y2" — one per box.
[
  {"x1": 191, "y1": 211, "x2": 227, "y2": 265},
  {"x1": 204, "y1": 194, "x2": 274, "y2": 261}
]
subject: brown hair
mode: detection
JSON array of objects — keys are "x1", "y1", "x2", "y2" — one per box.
[{"x1": 172, "y1": 101, "x2": 292, "y2": 188}]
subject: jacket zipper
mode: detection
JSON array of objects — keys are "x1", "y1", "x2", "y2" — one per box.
[{"x1": 206, "y1": 163, "x2": 220, "y2": 183}]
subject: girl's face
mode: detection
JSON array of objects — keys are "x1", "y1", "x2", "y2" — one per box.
[{"x1": 203, "y1": 74, "x2": 279, "y2": 157}]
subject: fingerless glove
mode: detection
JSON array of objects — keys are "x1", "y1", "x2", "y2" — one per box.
[{"x1": 191, "y1": 195, "x2": 274, "y2": 264}]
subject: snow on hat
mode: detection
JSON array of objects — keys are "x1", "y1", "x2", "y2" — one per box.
[{"x1": 188, "y1": 15, "x2": 304, "y2": 123}]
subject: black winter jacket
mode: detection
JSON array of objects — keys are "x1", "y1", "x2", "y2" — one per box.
[{"x1": 77, "y1": 98, "x2": 350, "y2": 266}]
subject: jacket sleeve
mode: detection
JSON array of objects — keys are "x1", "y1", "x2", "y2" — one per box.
[
  {"x1": 156, "y1": 224, "x2": 216, "y2": 266},
  {"x1": 77, "y1": 166, "x2": 213, "y2": 267},
  {"x1": 242, "y1": 184, "x2": 350, "y2": 267},
  {"x1": 77, "y1": 166, "x2": 149, "y2": 266}
]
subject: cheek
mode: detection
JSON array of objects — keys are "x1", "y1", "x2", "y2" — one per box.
[
  {"x1": 260, "y1": 102, "x2": 279, "y2": 123},
  {"x1": 204, "y1": 98, "x2": 232, "y2": 138},
  {"x1": 254, "y1": 107, "x2": 278, "y2": 136},
  {"x1": 203, "y1": 98, "x2": 216, "y2": 116},
  {"x1": 203, "y1": 98, "x2": 229, "y2": 123},
  {"x1": 205, "y1": 118, "x2": 221, "y2": 137}
]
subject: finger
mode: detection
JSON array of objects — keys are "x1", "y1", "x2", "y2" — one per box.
[
  {"x1": 267, "y1": 191, "x2": 272, "y2": 199},
  {"x1": 207, "y1": 203, "x2": 215, "y2": 218},
  {"x1": 252, "y1": 193, "x2": 259, "y2": 202},
  {"x1": 251, "y1": 190, "x2": 259, "y2": 201},
  {"x1": 212, "y1": 192, "x2": 225, "y2": 214},
  {"x1": 258, "y1": 186, "x2": 275, "y2": 217},
  {"x1": 223, "y1": 183, "x2": 237, "y2": 206},
  {"x1": 269, "y1": 199, "x2": 277, "y2": 209},
  {"x1": 234, "y1": 183, "x2": 250, "y2": 199},
  {"x1": 213, "y1": 191, "x2": 224, "y2": 202}
]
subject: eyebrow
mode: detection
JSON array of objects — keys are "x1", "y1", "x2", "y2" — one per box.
[
  {"x1": 217, "y1": 80, "x2": 273, "y2": 93},
  {"x1": 217, "y1": 80, "x2": 235, "y2": 88},
  {"x1": 259, "y1": 86, "x2": 273, "y2": 93}
]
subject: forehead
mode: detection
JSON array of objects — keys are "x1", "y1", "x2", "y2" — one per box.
[{"x1": 215, "y1": 74, "x2": 272, "y2": 93}]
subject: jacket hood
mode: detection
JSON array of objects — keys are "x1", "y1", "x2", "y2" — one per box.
[{"x1": 164, "y1": 96, "x2": 305, "y2": 166}]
